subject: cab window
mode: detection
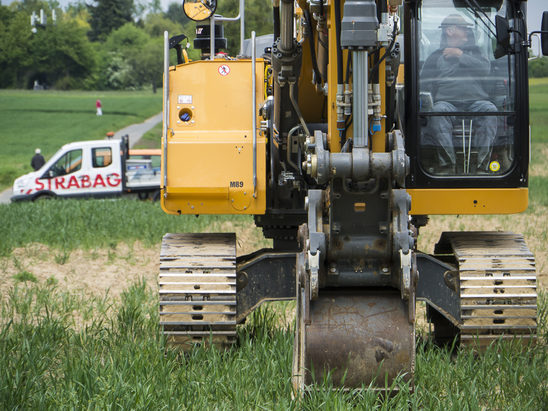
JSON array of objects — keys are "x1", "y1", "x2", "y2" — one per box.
[
  {"x1": 44, "y1": 149, "x2": 83, "y2": 178},
  {"x1": 417, "y1": 0, "x2": 514, "y2": 177},
  {"x1": 92, "y1": 147, "x2": 113, "y2": 168}
]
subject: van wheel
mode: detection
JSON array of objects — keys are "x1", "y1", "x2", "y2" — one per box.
[
  {"x1": 34, "y1": 193, "x2": 55, "y2": 201},
  {"x1": 138, "y1": 192, "x2": 149, "y2": 200},
  {"x1": 152, "y1": 190, "x2": 161, "y2": 202}
]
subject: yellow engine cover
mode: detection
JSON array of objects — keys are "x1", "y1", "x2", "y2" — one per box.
[{"x1": 161, "y1": 59, "x2": 266, "y2": 215}]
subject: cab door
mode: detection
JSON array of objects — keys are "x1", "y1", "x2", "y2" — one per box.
[
  {"x1": 86, "y1": 144, "x2": 123, "y2": 196},
  {"x1": 38, "y1": 147, "x2": 87, "y2": 197},
  {"x1": 404, "y1": 0, "x2": 530, "y2": 215}
]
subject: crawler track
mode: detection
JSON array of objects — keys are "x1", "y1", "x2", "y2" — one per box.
[
  {"x1": 159, "y1": 233, "x2": 237, "y2": 348},
  {"x1": 447, "y1": 232, "x2": 537, "y2": 347}
]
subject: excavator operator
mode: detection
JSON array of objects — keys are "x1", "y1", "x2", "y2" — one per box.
[{"x1": 420, "y1": 14, "x2": 497, "y2": 174}]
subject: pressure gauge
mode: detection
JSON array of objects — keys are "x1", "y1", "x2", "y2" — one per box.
[{"x1": 182, "y1": 0, "x2": 217, "y2": 22}]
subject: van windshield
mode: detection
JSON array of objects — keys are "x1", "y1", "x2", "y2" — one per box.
[{"x1": 44, "y1": 149, "x2": 83, "y2": 178}]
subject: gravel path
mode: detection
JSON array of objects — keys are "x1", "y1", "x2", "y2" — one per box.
[
  {"x1": 116, "y1": 112, "x2": 162, "y2": 148},
  {"x1": 0, "y1": 113, "x2": 162, "y2": 204}
]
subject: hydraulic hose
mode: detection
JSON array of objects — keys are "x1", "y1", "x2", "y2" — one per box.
[
  {"x1": 304, "y1": 9, "x2": 322, "y2": 85},
  {"x1": 273, "y1": 5, "x2": 280, "y2": 40},
  {"x1": 334, "y1": 0, "x2": 343, "y2": 85}
]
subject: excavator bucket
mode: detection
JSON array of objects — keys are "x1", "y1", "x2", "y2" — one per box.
[{"x1": 293, "y1": 289, "x2": 415, "y2": 390}]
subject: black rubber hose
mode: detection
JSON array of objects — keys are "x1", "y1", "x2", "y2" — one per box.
[
  {"x1": 378, "y1": 0, "x2": 387, "y2": 20},
  {"x1": 273, "y1": 6, "x2": 280, "y2": 40},
  {"x1": 345, "y1": 53, "x2": 352, "y2": 84},
  {"x1": 304, "y1": 9, "x2": 322, "y2": 85},
  {"x1": 372, "y1": 50, "x2": 380, "y2": 84},
  {"x1": 334, "y1": 0, "x2": 343, "y2": 85},
  {"x1": 369, "y1": 23, "x2": 397, "y2": 78}
]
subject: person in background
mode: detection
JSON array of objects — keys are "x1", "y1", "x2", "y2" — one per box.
[
  {"x1": 31, "y1": 148, "x2": 45, "y2": 171},
  {"x1": 96, "y1": 99, "x2": 102, "y2": 116}
]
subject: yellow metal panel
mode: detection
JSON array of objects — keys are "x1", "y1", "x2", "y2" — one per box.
[
  {"x1": 298, "y1": 24, "x2": 325, "y2": 124},
  {"x1": 370, "y1": 54, "x2": 386, "y2": 153},
  {"x1": 397, "y1": 63, "x2": 404, "y2": 84},
  {"x1": 161, "y1": 60, "x2": 266, "y2": 215},
  {"x1": 327, "y1": 0, "x2": 341, "y2": 152},
  {"x1": 408, "y1": 188, "x2": 528, "y2": 215}
]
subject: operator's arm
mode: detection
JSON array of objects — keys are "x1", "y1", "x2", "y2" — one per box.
[
  {"x1": 449, "y1": 47, "x2": 490, "y2": 76},
  {"x1": 420, "y1": 51, "x2": 441, "y2": 94}
]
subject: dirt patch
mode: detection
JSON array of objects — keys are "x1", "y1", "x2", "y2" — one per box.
[
  {"x1": 1, "y1": 242, "x2": 159, "y2": 301},
  {"x1": 1, "y1": 216, "x2": 544, "y2": 327},
  {"x1": 0, "y1": 222, "x2": 272, "y2": 302},
  {"x1": 216, "y1": 220, "x2": 272, "y2": 256}
]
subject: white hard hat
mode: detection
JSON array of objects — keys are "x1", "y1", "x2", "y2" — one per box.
[
  {"x1": 35, "y1": 148, "x2": 41, "y2": 154},
  {"x1": 440, "y1": 14, "x2": 472, "y2": 28}
]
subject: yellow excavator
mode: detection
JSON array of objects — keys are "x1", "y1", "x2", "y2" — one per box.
[{"x1": 158, "y1": 0, "x2": 546, "y2": 391}]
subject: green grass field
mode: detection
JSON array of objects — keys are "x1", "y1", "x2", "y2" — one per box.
[
  {"x1": 134, "y1": 122, "x2": 162, "y2": 149},
  {"x1": 0, "y1": 90, "x2": 162, "y2": 188},
  {"x1": 0, "y1": 280, "x2": 545, "y2": 409},
  {"x1": 530, "y1": 78, "x2": 548, "y2": 143},
  {"x1": 0, "y1": 199, "x2": 257, "y2": 257},
  {"x1": 0, "y1": 86, "x2": 547, "y2": 409},
  {"x1": 528, "y1": 78, "x2": 548, "y2": 211}
]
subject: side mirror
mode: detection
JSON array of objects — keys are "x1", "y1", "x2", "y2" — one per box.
[
  {"x1": 494, "y1": 15, "x2": 510, "y2": 59},
  {"x1": 182, "y1": 0, "x2": 217, "y2": 22},
  {"x1": 542, "y1": 11, "x2": 548, "y2": 56}
]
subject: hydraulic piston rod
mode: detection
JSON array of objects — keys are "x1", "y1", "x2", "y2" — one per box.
[{"x1": 353, "y1": 50, "x2": 369, "y2": 148}]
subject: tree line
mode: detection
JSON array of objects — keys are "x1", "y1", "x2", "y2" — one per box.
[
  {"x1": 3, "y1": 0, "x2": 544, "y2": 92},
  {"x1": 0, "y1": 0, "x2": 272, "y2": 91},
  {"x1": 529, "y1": 57, "x2": 548, "y2": 78}
]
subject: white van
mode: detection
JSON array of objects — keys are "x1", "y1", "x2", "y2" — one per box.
[{"x1": 11, "y1": 139, "x2": 161, "y2": 201}]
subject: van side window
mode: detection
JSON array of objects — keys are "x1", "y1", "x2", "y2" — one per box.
[
  {"x1": 92, "y1": 147, "x2": 112, "y2": 168},
  {"x1": 44, "y1": 149, "x2": 83, "y2": 178}
]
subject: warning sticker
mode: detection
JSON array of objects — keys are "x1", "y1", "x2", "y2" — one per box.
[
  {"x1": 218, "y1": 64, "x2": 230, "y2": 76},
  {"x1": 489, "y1": 161, "x2": 500, "y2": 172},
  {"x1": 178, "y1": 95, "x2": 192, "y2": 104}
]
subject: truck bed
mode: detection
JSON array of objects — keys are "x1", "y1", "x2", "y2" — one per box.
[{"x1": 125, "y1": 158, "x2": 160, "y2": 189}]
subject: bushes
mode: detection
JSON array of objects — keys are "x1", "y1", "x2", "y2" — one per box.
[
  {"x1": 529, "y1": 57, "x2": 548, "y2": 78},
  {"x1": 0, "y1": 0, "x2": 273, "y2": 91}
]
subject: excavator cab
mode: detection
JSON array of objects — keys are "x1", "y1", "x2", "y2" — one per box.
[
  {"x1": 416, "y1": 4, "x2": 515, "y2": 176},
  {"x1": 159, "y1": 0, "x2": 544, "y2": 394},
  {"x1": 406, "y1": 0, "x2": 531, "y2": 215}
]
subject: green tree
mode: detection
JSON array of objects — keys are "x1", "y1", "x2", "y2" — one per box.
[
  {"x1": 0, "y1": 6, "x2": 33, "y2": 88},
  {"x1": 143, "y1": 13, "x2": 183, "y2": 37},
  {"x1": 529, "y1": 57, "x2": 548, "y2": 78},
  {"x1": 103, "y1": 52, "x2": 136, "y2": 89},
  {"x1": 88, "y1": 0, "x2": 135, "y2": 41},
  {"x1": 29, "y1": 16, "x2": 98, "y2": 89},
  {"x1": 134, "y1": 37, "x2": 163, "y2": 92},
  {"x1": 243, "y1": 0, "x2": 273, "y2": 38},
  {"x1": 104, "y1": 21, "x2": 149, "y2": 52},
  {"x1": 165, "y1": 1, "x2": 191, "y2": 27},
  {"x1": 148, "y1": 0, "x2": 162, "y2": 14},
  {"x1": 0, "y1": 4, "x2": 97, "y2": 89},
  {"x1": 0, "y1": 0, "x2": 277, "y2": 90},
  {"x1": 65, "y1": 2, "x2": 92, "y2": 30},
  {"x1": 100, "y1": 23, "x2": 151, "y2": 89},
  {"x1": 199, "y1": 0, "x2": 273, "y2": 55}
]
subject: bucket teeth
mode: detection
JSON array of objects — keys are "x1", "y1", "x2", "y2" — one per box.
[
  {"x1": 159, "y1": 233, "x2": 237, "y2": 349},
  {"x1": 448, "y1": 232, "x2": 538, "y2": 348}
]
